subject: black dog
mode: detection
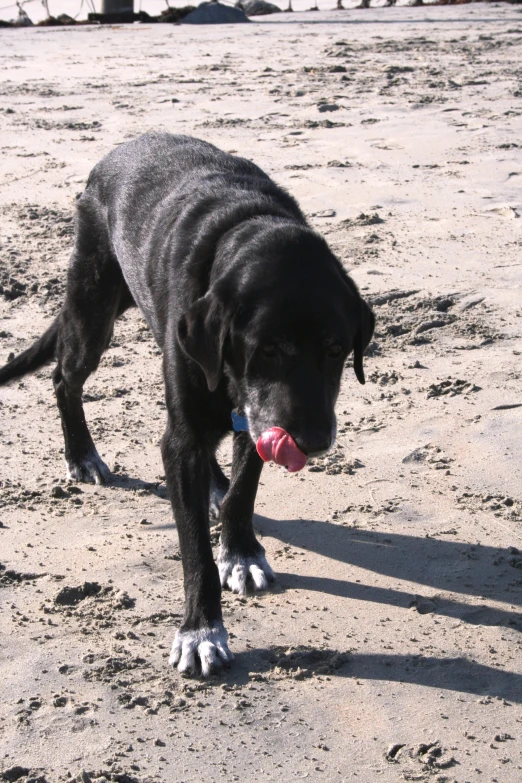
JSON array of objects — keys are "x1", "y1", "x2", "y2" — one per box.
[{"x1": 0, "y1": 133, "x2": 374, "y2": 676}]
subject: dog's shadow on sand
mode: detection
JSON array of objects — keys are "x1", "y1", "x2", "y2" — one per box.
[
  {"x1": 114, "y1": 482, "x2": 521, "y2": 631},
  {"x1": 98, "y1": 486, "x2": 522, "y2": 699},
  {"x1": 225, "y1": 646, "x2": 522, "y2": 705},
  {"x1": 221, "y1": 515, "x2": 522, "y2": 701},
  {"x1": 105, "y1": 479, "x2": 522, "y2": 633},
  {"x1": 251, "y1": 514, "x2": 522, "y2": 635},
  {"x1": 106, "y1": 472, "x2": 169, "y2": 500}
]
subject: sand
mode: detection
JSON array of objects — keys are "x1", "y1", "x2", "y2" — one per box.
[{"x1": 1, "y1": 5, "x2": 522, "y2": 782}]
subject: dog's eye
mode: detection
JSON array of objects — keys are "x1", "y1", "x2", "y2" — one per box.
[
  {"x1": 262, "y1": 344, "x2": 277, "y2": 358},
  {"x1": 328, "y1": 344, "x2": 343, "y2": 358}
]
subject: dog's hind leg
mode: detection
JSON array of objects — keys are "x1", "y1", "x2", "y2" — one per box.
[
  {"x1": 209, "y1": 457, "x2": 230, "y2": 521},
  {"x1": 217, "y1": 431, "x2": 274, "y2": 595},
  {"x1": 53, "y1": 197, "x2": 132, "y2": 484}
]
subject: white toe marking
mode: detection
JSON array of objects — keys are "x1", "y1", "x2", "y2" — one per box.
[
  {"x1": 250, "y1": 564, "x2": 268, "y2": 591},
  {"x1": 169, "y1": 622, "x2": 233, "y2": 677},
  {"x1": 218, "y1": 545, "x2": 275, "y2": 595},
  {"x1": 198, "y1": 642, "x2": 215, "y2": 677},
  {"x1": 179, "y1": 645, "x2": 196, "y2": 674},
  {"x1": 170, "y1": 639, "x2": 182, "y2": 666},
  {"x1": 228, "y1": 564, "x2": 248, "y2": 595}
]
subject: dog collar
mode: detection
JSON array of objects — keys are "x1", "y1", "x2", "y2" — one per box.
[{"x1": 231, "y1": 410, "x2": 249, "y2": 432}]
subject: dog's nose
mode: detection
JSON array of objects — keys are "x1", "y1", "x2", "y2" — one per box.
[
  {"x1": 305, "y1": 445, "x2": 331, "y2": 459},
  {"x1": 294, "y1": 434, "x2": 332, "y2": 458}
]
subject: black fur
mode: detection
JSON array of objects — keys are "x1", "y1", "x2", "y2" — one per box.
[{"x1": 0, "y1": 133, "x2": 374, "y2": 674}]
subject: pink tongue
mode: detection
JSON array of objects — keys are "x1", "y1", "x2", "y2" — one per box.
[{"x1": 256, "y1": 427, "x2": 307, "y2": 473}]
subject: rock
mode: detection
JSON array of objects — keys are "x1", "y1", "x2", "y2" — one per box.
[
  {"x1": 236, "y1": 0, "x2": 280, "y2": 15},
  {"x1": 51, "y1": 485, "x2": 69, "y2": 499},
  {"x1": 357, "y1": 212, "x2": 385, "y2": 225},
  {"x1": 56, "y1": 13, "x2": 77, "y2": 24},
  {"x1": 37, "y1": 14, "x2": 77, "y2": 26},
  {"x1": 159, "y1": 6, "x2": 195, "y2": 22},
  {"x1": 54, "y1": 582, "x2": 101, "y2": 606},
  {"x1": 409, "y1": 596, "x2": 437, "y2": 614},
  {"x1": 327, "y1": 160, "x2": 350, "y2": 167},
  {"x1": 494, "y1": 733, "x2": 514, "y2": 742},
  {"x1": 318, "y1": 103, "x2": 340, "y2": 113},
  {"x1": 311, "y1": 209, "x2": 336, "y2": 218},
  {"x1": 182, "y1": 2, "x2": 250, "y2": 24}
]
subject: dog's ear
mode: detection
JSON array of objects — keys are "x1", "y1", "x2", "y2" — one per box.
[
  {"x1": 177, "y1": 292, "x2": 232, "y2": 392},
  {"x1": 353, "y1": 299, "x2": 375, "y2": 385}
]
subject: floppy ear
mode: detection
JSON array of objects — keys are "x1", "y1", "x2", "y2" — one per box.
[
  {"x1": 177, "y1": 292, "x2": 232, "y2": 392},
  {"x1": 353, "y1": 299, "x2": 375, "y2": 385}
]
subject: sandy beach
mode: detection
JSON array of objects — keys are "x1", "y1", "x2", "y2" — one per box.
[{"x1": 1, "y1": 5, "x2": 522, "y2": 782}]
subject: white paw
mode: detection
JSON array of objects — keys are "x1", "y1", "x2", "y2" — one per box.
[
  {"x1": 66, "y1": 449, "x2": 111, "y2": 485},
  {"x1": 217, "y1": 545, "x2": 275, "y2": 595},
  {"x1": 169, "y1": 623, "x2": 233, "y2": 677}
]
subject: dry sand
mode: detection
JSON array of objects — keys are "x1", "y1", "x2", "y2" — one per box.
[{"x1": 1, "y1": 5, "x2": 522, "y2": 782}]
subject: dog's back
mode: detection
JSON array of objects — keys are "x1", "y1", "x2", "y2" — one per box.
[{"x1": 81, "y1": 133, "x2": 306, "y2": 341}]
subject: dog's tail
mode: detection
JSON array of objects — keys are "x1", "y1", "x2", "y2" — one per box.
[{"x1": 0, "y1": 317, "x2": 60, "y2": 386}]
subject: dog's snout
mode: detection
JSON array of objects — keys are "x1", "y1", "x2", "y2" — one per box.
[
  {"x1": 304, "y1": 445, "x2": 332, "y2": 459},
  {"x1": 294, "y1": 434, "x2": 333, "y2": 458}
]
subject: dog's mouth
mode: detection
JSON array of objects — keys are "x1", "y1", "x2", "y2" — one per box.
[
  {"x1": 242, "y1": 406, "x2": 335, "y2": 471},
  {"x1": 256, "y1": 427, "x2": 308, "y2": 473}
]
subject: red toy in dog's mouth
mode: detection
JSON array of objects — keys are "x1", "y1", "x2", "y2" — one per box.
[{"x1": 256, "y1": 427, "x2": 307, "y2": 473}]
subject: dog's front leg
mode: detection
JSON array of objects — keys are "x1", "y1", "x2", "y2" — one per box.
[
  {"x1": 162, "y1": 418, "x2": 233, "y2": 676},
  {"x1": 218, "y1": 431, "x2": 275, "y2": 595}
]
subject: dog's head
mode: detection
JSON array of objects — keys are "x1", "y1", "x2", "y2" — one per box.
[{"x1": 177, "y1": 226, "x2": 374, "y2": 457}]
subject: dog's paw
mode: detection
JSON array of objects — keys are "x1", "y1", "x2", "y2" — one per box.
[
  {"x1": 66, "y1": 450, "x2": 111, "y2": 485},
  {"x1": 217, "y1": 546, "x2": 275, "y2": 595},
  {"x1": 169, "y1": 623, "x2": 233, "y2": 677}
]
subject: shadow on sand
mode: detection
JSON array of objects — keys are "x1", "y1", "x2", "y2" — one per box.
[
  {"x1": 223, "y1": 645, "x2": 522, "y2": 704},
  {"x1": 252, "y1": 514, "x2": 522, "y2": 628}
]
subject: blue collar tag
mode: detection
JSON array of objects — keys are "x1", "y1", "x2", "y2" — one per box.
[{"x1": 231, "y1": 410, "x2": 249, "y2": 432}]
